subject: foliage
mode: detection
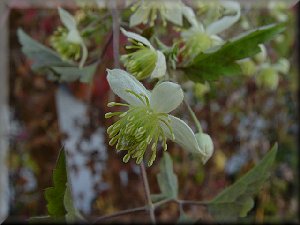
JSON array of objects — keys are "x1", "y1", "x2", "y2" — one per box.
[
  {"x1": 10, "y1": 0, "x2": 297, "y2": 223},
  {"x1": 151, "y1": 152, "x2": 178, "y2": 202},
  {"x1": 183, "y1": 23, "x2": 285, "y2": 82},
  {"x1": 29, "y1": 148, "x2": 84, "y2": 223},
  {"x1": 207, "y1": 143, "x2": 278, "y2": 222}
]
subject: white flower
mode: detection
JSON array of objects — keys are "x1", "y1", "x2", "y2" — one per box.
[
  {"x1": 58, "y1": 7, "x2": 87, "y2": 68},
  {"x1": 105, "y1": 69, "x2": 213, "y2": 166},
  {"x1": 129, "y1": 0, "x2": 187, "y2": 27},
  {"x1": 120, "y1": 28, "x2": 166, "y2": 80},
  {"x1": 180, "y1": 0, "x2": 240, "y2": 60}
]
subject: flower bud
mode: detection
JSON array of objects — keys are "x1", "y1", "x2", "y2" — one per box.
[
  {"x1": 254, "y1": 44, "x2": 267, "y2": 63},
  {"x1": 181, "y1": 32, "x2": 214, "y2": 61},
  {"x1": 195, "y1": 133, "x2": 214, "y2": 164},
  {"x1": 274, "y1": 58, "x2": 290, "y2": 74},
  {"x1": 256, "y1": 67, "x2": 279, "y2": 90},
  {"x1": 194, "y1": 82, "x2": 210, "y2": 98},
  {"x1": 238, "y1": 58, "x2": 256, "y2": 76}
]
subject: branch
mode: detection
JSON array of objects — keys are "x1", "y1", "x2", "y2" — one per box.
[{"x1": 92, "y1": 206, "x2": 147, "y2": 223}]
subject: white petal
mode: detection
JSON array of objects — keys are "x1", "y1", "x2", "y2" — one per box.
[
  {"x1": 206, "y1": 1, "x2": 241, "y2": 35},
  {"x1": 195, "y1": 133, "x2": 214, "y2": 164},
  {"x1": 163, "y1": 115, "x2": 206, "y2": 156},
  {"x1": 181, "y1": 5, "x2": 199, "y2": 28},
  {"x1": 58, "y1": 7, "x2": 77, "y2": 31},
  {"x1": 150, "y1": 51, "x2": 167, "y2": 79},
  {"x1": 163, "y1": 2, "x2": 183, "y2": 26},
  {"x1": 273, "y1": 58, "x2": 290, "y2": 74},
  {"x1": 106, "y1": 69, "x2": 150, "y2": 106},
  {"x1": 150, "y1": 82, "x2": 183, "y2": 113},
  {"x1": 120, "y1": 28, "x2": 153, "y2": 49},
  {"x1": 129, "y1": 5, "x2": 150, "y2": 27},
  {"x1": 66, "y1": 29, "x2": 82, "y2": 44}
]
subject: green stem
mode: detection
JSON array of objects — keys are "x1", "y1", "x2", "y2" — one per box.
[
  {"x1": 140, "y1": 162, "x2": 156, "y2": 224},
  {"x1": 184, "y1": 99, "x2": 203, "y2": 133}
]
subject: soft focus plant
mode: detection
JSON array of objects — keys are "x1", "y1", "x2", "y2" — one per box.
[{"x1": 14, "y1": 0, "x2": 297, "y2": 223}]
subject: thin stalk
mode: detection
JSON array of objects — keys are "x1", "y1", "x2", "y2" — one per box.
[
  {"x1": 109, "y1": 0, "x2": 120, "y2": 68},
  {"x1": 140, "y1": 162, "x2": 156, "y2": 224},
  {"x1": 184, "y1": 99, "x2": 203, "y2": 133},
  {"x1": 92, "y1": 206, "x2": 146, "y2": 223}
]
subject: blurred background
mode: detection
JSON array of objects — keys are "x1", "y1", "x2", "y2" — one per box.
[{"x1": 0, "y1": 0, "x2": 299, "y2": 223}]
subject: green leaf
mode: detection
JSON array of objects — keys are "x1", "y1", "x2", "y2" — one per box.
[
  {"x1": 44, "y1": 149, "x2": 67, "y2": 217},
  {"x1": 17, "y1": 29, "x2": 95, "y2": 83},
  {"x1": 183, "y1": 23, "x2": 285, "y2": 82},
  {"x1": 51, "y1": 63, "x2": 97, "y2": 83},
  {"x1": 151, "y1": 152, "x2": 178, "y2": 202},
  {"x1": 64, "y1": 184, "x2": 85, "y2": 223},
  {"x1": 17, "y1": 28, "x2": 72, "y2": 70},
  {"x1": 207, "y1": 143, "x2": 278, "y2": 222}
]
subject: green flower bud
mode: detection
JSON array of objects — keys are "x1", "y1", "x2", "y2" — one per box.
[
  {"x1": 194, "y1": 82, "x2": 210, "y2": 98},
  {"x1": 195, "y1": 133, "x2": 214, "y2": 164},
  {"x1": 238, "y1": 58, "x2": 257, "y2": 76},
  {"x1": 182, "y1": 32, "x2": 213, "y2": 61},
  {"x1": 256, "y1": 67, "x2": 279, "y2": 90},
  {"x1": 274, "y1": 58, "x2": 290, "y2": 74},
  {"x1": 254, "y1": 44, "x2": 267, "y2": 63}
]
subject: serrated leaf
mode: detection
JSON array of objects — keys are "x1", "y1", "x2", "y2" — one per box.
[
  {"x1": 64, "y1": 185, "x2": 85, "y2": 223},
  {"x1": 17, "y1": 29, "x2": 95, "y2": 83},
  {"x1": 207, "y1": 143, "x2": 278, "y2": 222},
  {"x1": 44, "y1": 149, "x2": 67, "y2": 217},
  {"x1": 151, "y1": 152, "x2": 178, "y2": 202},
  {"x1": 183, "y1": 23, "x2": 285, "y2": 82}
]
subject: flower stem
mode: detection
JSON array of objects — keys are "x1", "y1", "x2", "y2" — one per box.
[
  {"x1": 109, "y1": 0, "x2": 120, "y2": 68},
  {"x1": 140, "y1": 162, "x2": 156, "y2": 224},
  {"x1": 184, "y1": 99, "x2": 203, "y2": 133}
]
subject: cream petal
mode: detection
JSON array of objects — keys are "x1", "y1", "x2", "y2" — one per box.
[
  {"x1": 120, "y1": 28, "x2": 153, "y2": 49},
  {"x1": 106, "y1": 69, "x2": 151, "y2": 106},
  {"x1": 150, "y1": 82, "x2": 183, "y2": 113},
  {"x1": 58, "y1": 7, "x2": 77, "y2": 31},
  {"x1": 181, "y1": 5, "x2": 199, "y2": 28},
  {"x1": 206, "y1": 1, "x2": 241, "y2": 35},
  {"x1": 163, "y1": 1, "x2": 183, "y2": 26},
  {"x1": 163, "y1": 115, "x2": 206, "y2": 157},
  {"x1": 66, "y1": 29, "x2": 82, "y2": 44},
  {"x1": 195, "y1": 133, "x2": 214, "y2": 164},
  {"x1": 129, "y1": 5, "x2": 150, "y2": 27},
  {"x1": 150, "y1": 51, "x2": 167, "y2": 79}
]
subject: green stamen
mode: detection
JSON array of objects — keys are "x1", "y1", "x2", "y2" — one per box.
[{"x1": 105, "y1": 90, "x2": 174, "y2": 166}]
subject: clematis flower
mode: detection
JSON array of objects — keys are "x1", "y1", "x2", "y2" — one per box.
[
  {"x1": 180, "y1": 0, "x2": 240, "y2": 61},
  {"x1": 105, "y1": 69, "x2": 213, "y2": 166},
  {"x1": 50, "y1": 7, "x2": 87, "y2": 68},
  {"x1": 129, "y1": 0, "x2": 187, "y2": 27},
  {"x1": 120, "y1": 28, "x2": 166, "y2": 80}
]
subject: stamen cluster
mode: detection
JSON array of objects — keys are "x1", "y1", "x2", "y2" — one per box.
[
  {"x1": 105, "y1": 90, "x2": 174, "y2": 166},
  {"x1": 121, "y1": 39, "x2": 157, "y2": 80}
]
